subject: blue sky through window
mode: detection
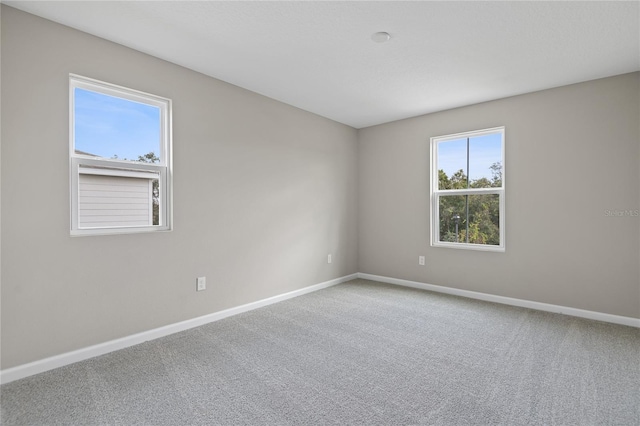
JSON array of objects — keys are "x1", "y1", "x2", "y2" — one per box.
[
  {"x1": 437, "y1": 133, "x2": 502, "y2": 181},
  {"x1": 74, "y1": 88, "x2": 161, "y2": 161}
]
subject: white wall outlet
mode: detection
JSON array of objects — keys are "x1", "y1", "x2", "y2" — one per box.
[
  {"x1": 196, "y1": 276, "x2": 206, "y2": 291},
  {"x1": 419, "y1": 256, "x2": 425, "y2": 266},
  {"x1": 328, "y1": 254, "x2": 332, "y2": 264}
]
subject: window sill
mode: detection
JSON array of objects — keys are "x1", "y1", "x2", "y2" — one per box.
[
  {"x1": 71, "y1": 226, "x2": 172, "y2": 237},
  {"x1": 431, "y1": 242, "x2": 505, "y2": 252}
]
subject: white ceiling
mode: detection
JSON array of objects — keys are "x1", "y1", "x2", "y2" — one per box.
[{"x1": 5, "y1": 1, "x2": 640, "y2": 129}]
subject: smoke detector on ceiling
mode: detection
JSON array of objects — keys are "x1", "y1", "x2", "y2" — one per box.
[{"x1": 371, "y1": 32, "x2": 391, "y2": 43}]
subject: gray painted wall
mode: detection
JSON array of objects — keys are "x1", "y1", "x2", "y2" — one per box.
[
  {"x1": 358, "y1": 72, "x2": 639, "y2": 318},
  {"x1": 1, "y1": 6, "x2": 638, "y2": 371},
  {"x1": 1, "y1": 7, "x2": 358, "y2": 369}
]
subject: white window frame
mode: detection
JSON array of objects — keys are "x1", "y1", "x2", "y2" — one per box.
[
  {"x1": 430, "y1": 126, "x2": 505, "y2": 252},
  {"x1": 70, "y1": 74, "x2": 173, "y2": 236}
]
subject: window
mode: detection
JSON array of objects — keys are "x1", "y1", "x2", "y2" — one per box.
[
  {"x1": 70, "y1": 74, "x2": 172, "y2": 235},
  {"x1": 430, "y1": 127, "x2": 504, "y2": 251}
]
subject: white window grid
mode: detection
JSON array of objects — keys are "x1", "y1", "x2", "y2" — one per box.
[
  {"x1": 430, "y1": 126, "x2": 505, "y2": 252},
  {"x1": 69, "y1": 74, "x2": 173, "y2": 236}
]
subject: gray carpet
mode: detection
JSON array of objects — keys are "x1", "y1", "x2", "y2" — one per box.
[{"x1": 1, "y1": 279, "x2": 639, "y2": 425}]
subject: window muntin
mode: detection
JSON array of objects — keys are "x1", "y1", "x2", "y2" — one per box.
[
  {"x1": 431, "y1": 127, "x2": 504, "y2": 251},
  {"x1": 70, "y1": 75, "x2": 172, "y2": 235}
]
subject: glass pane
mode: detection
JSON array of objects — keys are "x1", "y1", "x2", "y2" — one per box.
[
  {"x1": 439, "y1": 194, "x2": 501, "y2": 245},
  {"x1": 74, "y1": 88, "x2": 161, "y2": 163},
  {"x1": 466, "y1": 194, "x2": 500, "y2": 245},
  {"x1": 438, "y1": 195, "x2": 467, "y2": 243},
  {"x1": 437, "y1": 138, "x2": 468, "y2": 189},
  {"x1": 469, "y1": 133, "x2": 502, "y2": 188},
  {"x1": 78, "y1": 165, "x2": 160, "y2": 228}
]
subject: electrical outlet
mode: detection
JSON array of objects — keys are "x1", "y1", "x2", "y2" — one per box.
[
  {"x1": 328, "y1": 254, "x2": 332, "y2": 264},
  {"x1": 196, "y1": 276, "x2": 206, "y2": 291},
  {"x1": 419, "y1": 256, "x2": 425, "y2": 266}
]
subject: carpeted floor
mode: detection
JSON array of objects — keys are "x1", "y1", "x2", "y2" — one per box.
[{"x1": 1, "y1": 279, "x2": 639, "y2": 425}]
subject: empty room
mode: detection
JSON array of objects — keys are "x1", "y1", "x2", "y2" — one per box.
[{"x1": 1, "y1": 1, "x2": 638, "y2": 425}]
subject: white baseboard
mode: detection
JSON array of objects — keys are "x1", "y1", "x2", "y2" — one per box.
[
  {"x1": 0, "y1": 273, "x2": 358, "y2": 385},
  {"x1": 358, "y1": 273, "x2": 640, "y2": 328},
  {"x1": 3, "y1": 271, "x2": 637, "y2": 384}
]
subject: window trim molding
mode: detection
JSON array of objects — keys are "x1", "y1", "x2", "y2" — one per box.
[
  {"x1": 69, "y1": 74, "x2": 173, "y2": 236},
  {"x1": 430, "y1": 126, "x2": 505, "y2": 252}
]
